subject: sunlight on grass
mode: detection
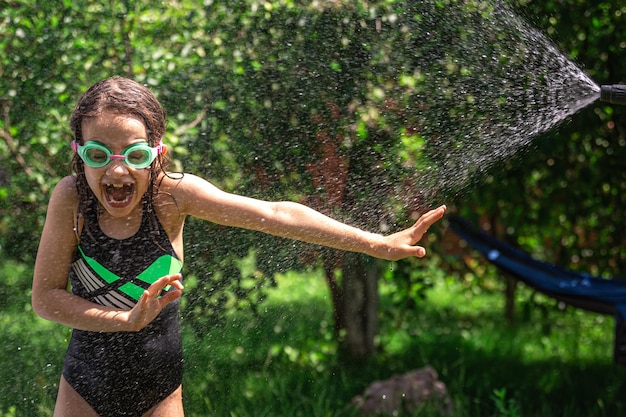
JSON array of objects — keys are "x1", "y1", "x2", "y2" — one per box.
[
  {"x1": 410, "y1": 275, "x2": 615, "y2": 365},
  {"x1": 2, "y1": 261, "x2": 625, "y2": 416},
  {"x1": 0, "y1": 313, "x2": 68, "y2": 416},
  {"x1": 265, "y1": 268, "x2": 330, "y2": 303}
]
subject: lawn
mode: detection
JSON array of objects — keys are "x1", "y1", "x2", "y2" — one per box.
[{"x1": 1, "y1": 262, "x2": 625, "y2": 416}]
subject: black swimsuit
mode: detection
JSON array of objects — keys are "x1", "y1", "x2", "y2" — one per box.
[{"x1": 62, "y1": 200, "x2": 184, "y2": 417}]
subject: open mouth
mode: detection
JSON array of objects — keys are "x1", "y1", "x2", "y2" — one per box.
[{"x1": 103, "y1": 183, "x2": 135, "y2": 207}]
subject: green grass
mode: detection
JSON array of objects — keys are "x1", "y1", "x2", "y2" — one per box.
[{"x1": 2, "y1": 263, "x2": 625, "y2": 416}]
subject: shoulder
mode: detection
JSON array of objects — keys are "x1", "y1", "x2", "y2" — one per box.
[
  {"x1": 49, "y1": 176, "x2": 79, "y2": 208},
  {"x1": 157, "y1": 172, "x2": 222, "y2": 202},
  {"x1": 40, "y1": 176, "x2": 79, "y2": 243},
  {"x1": 152, "y1": 172, "x2": 226, "y2": 234},
  {"x1": 155, "y1": 172, "x2": 246, "y2": 221},
  {"x1": 157, "y1": 172, "x2": 216, "y2": 188}
]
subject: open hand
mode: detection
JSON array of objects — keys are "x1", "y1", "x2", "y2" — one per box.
[
  {"x1": 125, "y1": 274, "x2": 183, "y2": 331},
  {"x1": 377, "y1": 205, "x2": 447, "y2": 261}
]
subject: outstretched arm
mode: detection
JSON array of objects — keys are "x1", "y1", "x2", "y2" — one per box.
[{"x1": 170, "y1": 174, "x2": 446, "y2": 261}]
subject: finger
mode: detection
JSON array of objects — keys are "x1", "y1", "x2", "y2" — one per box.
[
  {"x1": 137, "y1": 289, "x2": 150, "y2": 304},
  {"x1": 415, "y1": 205, "x2": 446, "y2": 230},
  {"x1": 162, "y1": 274, "x2": 184, "y2": 293},
  {"x1": 422, "y1": 205, "x2": 447, "y2": 221},
  {"x1": 405, "y1": 206, "x2": 446, "y2": 248},
  {"x1": 414, "y1": 246, "x2": 426, "y2": 258},
  {"x1": 159, "y1": 288, "x2": 183, "y2": 306},
  {"x1": 148, "y1": 274, "x2": 181, "y2": 294},
  {"x1": 170, "y1": 278, "x2": 184, "y2": 290}
]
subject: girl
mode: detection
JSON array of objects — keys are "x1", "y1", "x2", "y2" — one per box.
[{"x1": 32, "y1": 76, "x2": 446, "y2": 417}]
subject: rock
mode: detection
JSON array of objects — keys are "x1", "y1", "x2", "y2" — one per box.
[{"x1": 352, "y1": 366, "x2": 453, "y2": 416}]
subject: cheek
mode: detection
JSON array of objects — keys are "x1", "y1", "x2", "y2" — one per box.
[
  {"x1": 84, "y1": 169, "x2": 102, "y2": 195},
  {"x1": 134, "y1": 170, "x2": 152, "y2": 194}
]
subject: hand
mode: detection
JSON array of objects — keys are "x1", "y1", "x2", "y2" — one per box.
[
  {"x1": 124, "y1": 274, "x2": 183, "y2": 331},
  {"x1": 377, "y1": 205, "x2": 447, "y2": 261}
]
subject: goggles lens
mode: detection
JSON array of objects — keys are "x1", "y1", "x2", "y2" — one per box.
[{"x1": 72, "y1": 141, "x2": 164, "y2": 169}]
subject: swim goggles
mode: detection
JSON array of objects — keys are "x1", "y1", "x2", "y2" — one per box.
[{"x1": 72, "y1": 140, "x2": 166, "y2": 169}]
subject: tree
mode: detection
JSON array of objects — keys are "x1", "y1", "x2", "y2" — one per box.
[{"x1": 3, "y1": 0, "x2": 626, "y2": 359}]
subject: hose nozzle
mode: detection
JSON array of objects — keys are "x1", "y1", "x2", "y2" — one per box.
[{"x1": 600, "y1": 85, "x2": 626, "y2": 105}]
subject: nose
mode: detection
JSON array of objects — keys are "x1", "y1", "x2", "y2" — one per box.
[{"x1": 105, "y1": 158, "x2": 130, "y2": 176}]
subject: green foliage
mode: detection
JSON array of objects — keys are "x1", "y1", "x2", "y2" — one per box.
[
  {"x1": 491, "y1": 388, "x2": 522, "y2": 417},
  {"x1": 3, "y1": 0, "x2": 626, "y2": 358},
  {"x1": 380, "y1": 257, "x2": 445, "y2": 327}
]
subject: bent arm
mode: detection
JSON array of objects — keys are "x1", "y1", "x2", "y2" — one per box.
[
  {"x1": 32, "y1": 177, "x2": 180, "y2": 332},
  {"x1": 32, "y1": 177, "x2": 127, "y2": 331},
  {"x1": 172, "y1": 174, "x2": 446, "y2": 261}
]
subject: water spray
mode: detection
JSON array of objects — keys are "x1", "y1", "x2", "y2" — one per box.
[{"x1": 600, "y1": 85, "x2": 626, "y2": 105}]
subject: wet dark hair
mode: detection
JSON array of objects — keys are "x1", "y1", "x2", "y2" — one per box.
[{"x1": 70, "y1": 76, "x2": 170, "y2": 226}]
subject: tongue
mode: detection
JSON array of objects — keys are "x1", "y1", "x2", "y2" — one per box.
[{"x1": 108, "y1": 186, "x2": 131, "y2": 202}]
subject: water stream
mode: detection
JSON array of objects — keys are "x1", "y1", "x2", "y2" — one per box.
[{"x1": 382, "y1": 1, "x2": 601, "y2": 210}]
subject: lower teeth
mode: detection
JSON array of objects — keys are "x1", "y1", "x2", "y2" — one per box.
[{"x1": 107, "y1": 186, "x2": 133, "y2": 204}]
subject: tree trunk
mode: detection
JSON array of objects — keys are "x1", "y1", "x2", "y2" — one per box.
[
  {"x1": 504, "y1": 276, "x2": 517, "y2": 323},
  {"x1": 322, "y1": 250, "x2": 380, "y2": 361},
  {"x1": 340, "y1": 252, "x2": 379, "y2": 361}
]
